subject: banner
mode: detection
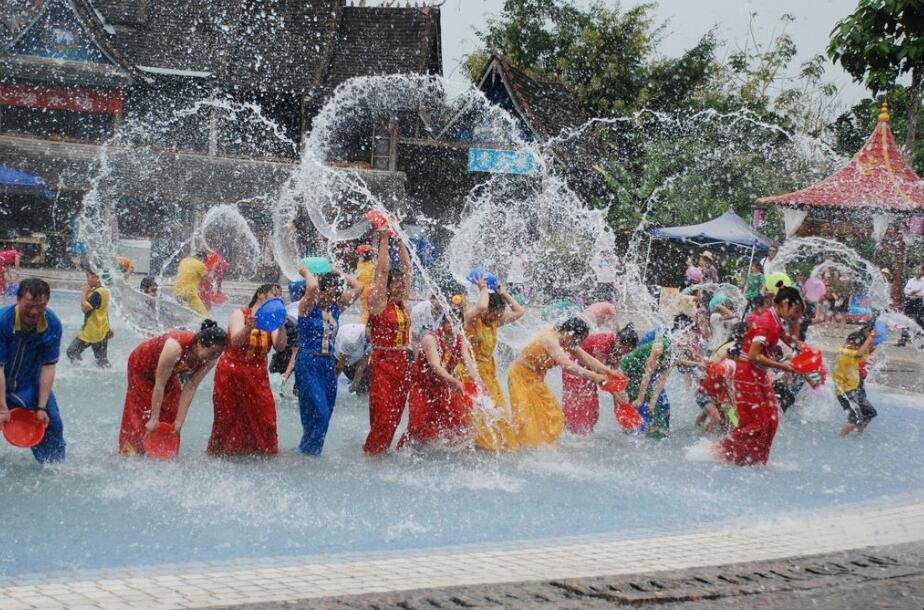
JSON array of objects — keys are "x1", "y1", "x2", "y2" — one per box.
[{"x1": 0, "y1": 84, "x2": 123, "y2": 114}]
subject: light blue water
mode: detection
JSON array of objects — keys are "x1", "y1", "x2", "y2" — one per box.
[{"x1": 2, "y1": 291, "x2": 924, "y2": 578}]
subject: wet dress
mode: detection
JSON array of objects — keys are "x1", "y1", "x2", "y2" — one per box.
[
  {"x1": 561, "y1": 332, "x2": 615, "y2": 434},
  {"x1": 507, "y1": 329, "x2": 564, "y2": 449},
  {"x1": 399, "y1": 330, "x2": 469, "y2": 447},
  {"x1": 295, "y1": 303, "x2": 340, "y2": 455},
  {"x1": 466, "y1": 317, "x2": 518, "y2": 450},
  {"x1": 119, "y1": 331, "x2": 198, "y2": 455},
  {"x1": 363, "y1": 301, "x2": 410, "y2": 454},
  {"x1": 619, "y1": 336, "x2": 673, "y2": 433},
  {"x1": 717, "y1": 307, "x2": 783, "y2": 465},
  {"x1": 208, "y1": 308, "x2": 277, "y2": 456}
]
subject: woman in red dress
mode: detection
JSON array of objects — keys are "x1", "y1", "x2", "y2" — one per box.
[
  {"x1": 713, "y1": 287, "x2": 804, "y2": 466},
  {"x1": 399, "y1": 298, "x2": 481, "y2": 448},
  {"x1": 208, "y1": 284, "x2": 287, "y2": 456},
  {"x1": 119, "y1": 320, "x2": 227, "y2": 455},
  {"x1": 561, "y1": 325, "x2": 638, "y2": 434},
  {"x1": 363, "y1": 224, "x2": 413, "y2": 454}
]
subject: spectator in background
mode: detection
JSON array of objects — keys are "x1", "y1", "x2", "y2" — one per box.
[
  {"x1": 760, "y1": 245, "x2": 778, "y2": 272},
  {"x1": 66, "y1": 268, "x2": 111, "y2": 368},
  {"x1": 410, "y1": 294, "x2": 443, "y2": 354},
  {"x1": 904, "y1": 265, "x2": 924, "y2": 331},
  {"x1": 140, "y1": 276, "x2": 158, "y2": 297},
  {"x1": 699, "y1": 251, "x2": 719, "y2": 284},
  {"x1": 0, "y1": 249, "x2": 21, "y2": 297},
  {"x1": 173, "y1": 251, "x2": 212, "y2": 315}
]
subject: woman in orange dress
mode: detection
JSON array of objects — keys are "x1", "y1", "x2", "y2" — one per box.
[
  {"x1": 119, "y1": 320, "x2": 227, "y2": 455},
  {"x1": 208, "y1": 284, "x2": 287, "y2": 456}
]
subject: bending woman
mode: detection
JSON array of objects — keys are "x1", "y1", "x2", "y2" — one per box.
[
  {"x1": 119, "y1": 320, "x2": 227, "y2": 455},
  {"x1": 400, "y1": 298, "x2": 482, "y2": 448},
  {"x1": 464, "y1": 279, "x2": 524, "y2": 450},
  {"x1": 363, "y1": 225, "x2": 412, "y2": 454},
  {"x1": 295, "y1": 265, "x2": 362, "y2": 455},
  {"x1": 713, "y1": 287, "x2": 805, "y2": 465},
  {"x1": 506, "y1": 317, "x2": 617, "y2": 449},
  {"x1": 208, "y1": 284, "x2": 287, "y2": 457}
]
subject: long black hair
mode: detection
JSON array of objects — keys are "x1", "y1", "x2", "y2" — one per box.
[
  {"x1": 774, "y1": 286, "x2": 804, "y2": 309},
  {"x1": 196, "y1": 319, "x2": 228, "y2": 348},
  {"x1": 248, "y1": 283, "x2": 278, "y2": 308}
]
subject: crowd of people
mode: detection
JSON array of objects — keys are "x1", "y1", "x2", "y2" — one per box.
[{"x1": 0, "y1": 227, "x2": 919, "y2": 467}]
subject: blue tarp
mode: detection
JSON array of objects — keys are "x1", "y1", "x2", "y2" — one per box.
[
  {"x1": 650, "y1": 210, "x2": 772, "y2": 253},
  {"x1": 0, "y1": 166, "x2": 54, "y2": 198}
]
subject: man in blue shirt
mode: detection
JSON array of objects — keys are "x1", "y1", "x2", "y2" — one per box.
[{"x1": 0, "y1": 278, "x2": 65, "y2": 463}]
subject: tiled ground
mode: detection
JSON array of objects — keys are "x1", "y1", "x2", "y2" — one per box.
[{"x1": 1, "y1": 497, "x2": 923, "y2": 610}]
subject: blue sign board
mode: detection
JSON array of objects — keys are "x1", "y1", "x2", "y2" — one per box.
[{"x1": 468, "y1": 148, "x2": 538, "y2": 175}]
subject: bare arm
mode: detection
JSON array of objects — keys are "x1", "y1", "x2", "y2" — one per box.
[
  {"x1": 463, "y1": 279, "x2": 490, "y2": 330},
  {"x1": 856, "y1": 331, "x2": 876, "y2": 358},
  {"x1": 283, "y1": 347, "x2": 298, "y2": 380},
  {"x1": 541, "y1": 334, "x2": 607, "y2": 384},
  {"x1": 397, "y1": 238, "x2": 411, "y2": 303},
  {"x1": 173, "y1": 358, "x2": 218, "y2": 431},
  {"x1": 298, "y1": 265, "x2": 319, "y2": 317},
  {"x1": 748, "y1": 341, "x2": 794, "y2": 372},
  {"x1": 271, "y1": 326, "x2": 288, "y2": 353},
  {"x1": 338, "y1": 273, "x2": 364, "y2": 310},
  {"x1": 646, "y1": 361, "x2": 673, "y2": 412},
  {"x1": 632, "y1": 340, "x2": 663, "y2": 407},
  {"x1": 367, "y1": 228, "x2": 393, "y2": 316},
  {"x1": 146, "y1": 338, "x2": 183, "y2": 431},
  {"x1": 422, "y1": 334, "x2": 464, "y2": 392},
  {"x1": 497, "y1": 285, "x2": 525, "y2": 325},
  {"x1": 572, "y1": 345, "x2": 618, "y2": 377},
  {"x1": 228, "y1": 308, "x2": 254, "y2": 348}
]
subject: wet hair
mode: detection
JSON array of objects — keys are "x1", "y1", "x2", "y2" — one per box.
[
  {"x1": 140, "y1": 276, "x2": 157, "y2": 292},
  {"x1": 248, "y1": 283, "x2": 278, "y2": 308},
  {"x1": 387, "y1": 268, "x2": 405, "y2": 286},
  {"x1": 17, "y1": 278, "x2": 50, "y2": 300},
  {"x1": 555, "y1": 317, "x2": 590, "y2": 342},
  {"x1": 617, "y1": 324, "x2": 639, "y2": 349},
  {"x1": 727, "y1": 321, "x2": 749, "y2": 359},
  {"x1": 318, "y1": 272, "x2": 343, "y2": 294},
  {"x1": 846, "y1": 331, "x2": 866, "y2": 345},
  {"x1": 194, "y1": 250, "x2": 208, "y2": 261},
  {"x1": 196, "y1": 319, "x2": 228, "y2": 348},
  {"x1": 672, "y1": 313, "x2": 693, "y2": 331},
  {"x1": 487, "y1": 292, "x2": 506, "y2": 311},
  {"x1": 774, "y1": 286, "x2": 804, "y2": 309},
  {"x1": 748, "y1": 295, "x2": 767, "y2": 310}
]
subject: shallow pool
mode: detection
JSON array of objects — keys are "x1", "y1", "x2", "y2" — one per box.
[{"x1": 2, "y1": 291, "x2": 923, "y2": 578}]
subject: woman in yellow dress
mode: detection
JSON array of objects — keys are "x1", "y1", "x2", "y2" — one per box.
[
  {"x1": 507, "y1": 317, "x2": 618, "y2": 449},
  {"x1": 173, "y1": 251, "x2": 213, "y2": 315},
  {"x1": 463, "y1": 279, "x2": 524, "y2": 450}
]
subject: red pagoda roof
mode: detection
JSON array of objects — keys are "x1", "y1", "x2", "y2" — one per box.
[{"x1": 758, "y1": 103, "x2": 924, "y2": 212}]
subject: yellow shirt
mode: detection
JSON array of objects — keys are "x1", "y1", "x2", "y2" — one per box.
[
  {"x1": 356, "y1": 259, "x2": 375, "y2": 322},
  {"x1": 173, "y1": 257, "x2": 207, "y2": 296},
  {"x1": 78, "y1": 286, "x2": 110, "y2": 344},
  {"x1": 833, "y1": 346, "x2": 862, "y2": 394}
]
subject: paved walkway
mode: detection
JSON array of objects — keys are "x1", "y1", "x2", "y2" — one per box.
[{"x1": 1, "y1": 497, "x2": 923, "y2": 610}]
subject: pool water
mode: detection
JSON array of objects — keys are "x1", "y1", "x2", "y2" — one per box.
[{"x1": 2, "y1": 291, "x2": 924, "y2": 578}]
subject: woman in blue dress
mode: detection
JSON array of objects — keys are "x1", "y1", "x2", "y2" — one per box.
[{"x1": 295, "y1": 264, "x2": 362, "y2": 454}]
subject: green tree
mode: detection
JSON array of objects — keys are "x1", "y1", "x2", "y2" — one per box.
[
  {"x1": 464, "y1": 0, "x2": 718, "y2": 116},
  {"x1": 828, "y1": 0, "x2": 924, "y2": 152}
]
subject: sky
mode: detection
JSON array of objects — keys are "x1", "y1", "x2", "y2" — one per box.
[{"x1": 431, "y1": 0, "x2": 878, "y2": 111}]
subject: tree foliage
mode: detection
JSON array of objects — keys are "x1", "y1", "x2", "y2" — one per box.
[
  {"x1": 464, "y1": 0, "x2": 718, "y2": 116},
  {"x1": 828, "y1": 0, "x2": 924, "y2": 150}
]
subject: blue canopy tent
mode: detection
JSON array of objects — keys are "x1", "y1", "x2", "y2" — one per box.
[
  {"x1": 644, "y1": 210, "x2": 774, "y2": 283},
  {"x1": 0, "y1": 166, "x2": 54, "y2": 198}
]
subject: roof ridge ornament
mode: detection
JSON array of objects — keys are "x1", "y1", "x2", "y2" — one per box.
[{"x1": 878, "y1": 100, "x2": 890, "y2": 123}]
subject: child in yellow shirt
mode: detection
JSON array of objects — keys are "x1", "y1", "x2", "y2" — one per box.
[{"x1": 834, "y1": 328, "x2": 876, "y2": 436}]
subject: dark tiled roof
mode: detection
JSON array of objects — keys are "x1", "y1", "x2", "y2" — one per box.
[
  {"x1": 481, "y1": 55, "x2": 587, "y2": 139},
  {"x1": 3, "y1": 1, "x2": 441, "y2": 93},
  {"x1": 322, "y1": 6, "x2": 441, "y2": 91}
]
